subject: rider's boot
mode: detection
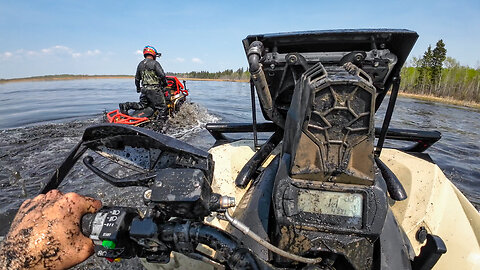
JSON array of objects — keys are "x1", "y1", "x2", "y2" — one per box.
[
  {"x1": 119, "y1": 103, "x2": 129, "y2": 114},
  {"x1": 128, "y1": 102, "x2": 144, "y2": 110},
  {"x1": 120, "y1": 102, "x2": 145, "y2": 115}
]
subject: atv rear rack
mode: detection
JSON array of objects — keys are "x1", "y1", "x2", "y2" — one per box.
[{"x1": 106, "y1": 109, "x2": 150, "y2": 126}]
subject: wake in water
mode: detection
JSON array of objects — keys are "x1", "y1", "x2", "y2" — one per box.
[
  {"x1": 163, "y1": 101, "x2": 219, "y2": 138},
  {"x1": 104, "y1": 101, "x2": 219, "y2": 138}
]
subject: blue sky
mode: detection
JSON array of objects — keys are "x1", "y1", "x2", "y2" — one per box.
[{"x1": 1, "y1": 0, "x2": 479, "y2": 79}]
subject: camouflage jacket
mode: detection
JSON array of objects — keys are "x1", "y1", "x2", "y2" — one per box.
[{"x1": 135, "y1": 58, "x2": 168, "y2": 91}]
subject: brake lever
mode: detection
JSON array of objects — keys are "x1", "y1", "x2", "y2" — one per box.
[{"x1": 83, "y1": 156, "x2": 156, "y2": 187}]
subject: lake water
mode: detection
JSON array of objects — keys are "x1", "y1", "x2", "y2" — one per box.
[{"x1": 0, "y1": 78, "x2": 479, "y2": 268}]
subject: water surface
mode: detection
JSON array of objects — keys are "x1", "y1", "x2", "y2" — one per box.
[{"x1": 0, "y1": 79, "x2": 478, "y2": 268}]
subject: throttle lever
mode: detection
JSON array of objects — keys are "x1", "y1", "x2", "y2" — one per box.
[{"x1": 83, "y1": 156, "x2": 156, "y2": 187}]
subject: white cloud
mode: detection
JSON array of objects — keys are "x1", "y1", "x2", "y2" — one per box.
[
  {"x1": 175, "y1": 57, "x2": 185, "y2": 63},
  {"x1": 135, "y1": 50, "x2": 143, "y2": 55},
  {"x1": 1, "y1": 46, "x2": 102, "y2": 59},
  {"x1": 41, "y1": 45, "x2": 73, "y2": 55},
  {"x1": 0, "y1": 51, "x2": 21, "y2": 60},
  {"x1": 192, "y1": 57, "x2": 202, "y2": 63},
  {"x1": 86, "y1": 49, "x2": 101, "y2": 56}
]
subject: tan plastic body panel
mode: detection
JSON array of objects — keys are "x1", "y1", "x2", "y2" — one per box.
[{"x1": 381, "y1": 148, "x2": 480, "y2": 270}]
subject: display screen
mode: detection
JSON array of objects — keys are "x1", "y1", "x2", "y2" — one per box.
[{"x1": 298, "y1": 190, "x2": 363, "y2": 218}]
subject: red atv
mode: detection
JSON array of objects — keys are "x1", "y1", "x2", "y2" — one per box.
[{"x1": 106, "y1": 76, "x2": 189, "y2": 127}]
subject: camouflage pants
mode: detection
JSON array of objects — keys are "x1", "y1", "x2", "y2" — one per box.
[{"x1": 122, "y1": 87, "x2": 167, "y2": 118}]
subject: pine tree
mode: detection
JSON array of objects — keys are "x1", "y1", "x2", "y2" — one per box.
[
  {"x1": 416, "y1": 45, "x2": 433, "y2": 92},
  {"x1": 414, "y1": 40, "x2": 448, "y2": 94},
  {"x1": 431, "y1": 39, "x2": 447, "y2": 86}
]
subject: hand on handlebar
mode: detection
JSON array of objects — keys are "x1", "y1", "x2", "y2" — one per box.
[{"x1": 0, "y1": 190, "x2": 101, "y2": 270}]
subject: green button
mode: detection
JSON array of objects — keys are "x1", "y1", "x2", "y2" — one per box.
[{"x1": 102, "y1": 240, "x2": 116, "y2": 249}]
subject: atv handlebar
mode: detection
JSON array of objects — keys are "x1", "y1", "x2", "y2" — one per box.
[{"x1": 81, "y1": 207, "x2": 263, "y2": 269}]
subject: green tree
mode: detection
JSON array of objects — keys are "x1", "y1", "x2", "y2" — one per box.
[
  {"x1": 431, "y1": 39, "x2": 447, "y2": 86},
  {"x1": 414, "y1": 40, "x2": 448, "y2": 93},
  {"x1": 416, "y1": 45, "x2": 433, "y2": 91}
]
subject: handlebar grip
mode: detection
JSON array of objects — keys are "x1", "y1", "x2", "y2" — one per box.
[{"x1": 81, "y1": 212, "x2": 96, "y2": 237}]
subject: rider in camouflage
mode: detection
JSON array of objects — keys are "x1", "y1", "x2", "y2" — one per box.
[{"x1": 119, "y1": 45, "x2": 168, "y2": 120}]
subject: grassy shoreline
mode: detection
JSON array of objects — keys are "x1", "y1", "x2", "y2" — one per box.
[
  {"x1": 1, "y1": 75, "x2": 478, "y2": 109},
  {"x1": 398, "y1": 92, "x2": 480, "y2": 110}
]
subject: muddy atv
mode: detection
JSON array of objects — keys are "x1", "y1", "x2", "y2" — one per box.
[
  {"x1": 164, "y1": 76, "x2": 189, "y2": 116},
  {"x1": 105, "y1": 76, "x2": 189, "y2": 129}
]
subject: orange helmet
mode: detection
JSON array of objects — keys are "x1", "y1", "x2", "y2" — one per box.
[{"x1": 143, "y1": 45, "x2": 158, "y2": 58}]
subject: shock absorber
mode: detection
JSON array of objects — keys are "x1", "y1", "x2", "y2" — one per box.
[{"x1": 247, "y1": 41, "x2": 274, "y2": 120}]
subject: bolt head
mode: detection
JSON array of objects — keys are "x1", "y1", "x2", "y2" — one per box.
[
  {"x1": 144, "y1": 189, "x2": 152, "y2": 200},
  {"x1": 416, "y1": 226, "x2": 428, "y2": 243},
  {"x1": 288, "y1": 55, "x2": 297, "y2": 63}
]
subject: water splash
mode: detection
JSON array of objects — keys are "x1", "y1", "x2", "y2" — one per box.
[{"x1": 164, "y1": 101, "x2": 219, "y2": 138}]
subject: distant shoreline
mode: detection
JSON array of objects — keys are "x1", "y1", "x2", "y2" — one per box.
[
  {"x1": 0, "y1": 75, "x2": 134, "y2": 84},
  {"x1": 397, "y1": 92, "x2": 480, "y2": 110},
  {"x1": 1, "y1": 75, "x2": 477, "y2": 109},
  {"x1": 0, "y1": 75, "x2": 249, "y2": 84}
]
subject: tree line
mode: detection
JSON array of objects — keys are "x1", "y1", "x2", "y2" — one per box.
[
  {"x1": 400, "y1": 40, "x2": 480, "y2": 103},
  {"x1": 167, "y1": 68, "x2": 250, "y2": 81},
  {"x1": 168, "y1": 43, "x2": 479, "y2": 104}
]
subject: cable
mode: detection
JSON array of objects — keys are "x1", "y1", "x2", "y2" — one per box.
[{"x1": 224, "y1": 210, "x2": 322, "y2": 265}]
